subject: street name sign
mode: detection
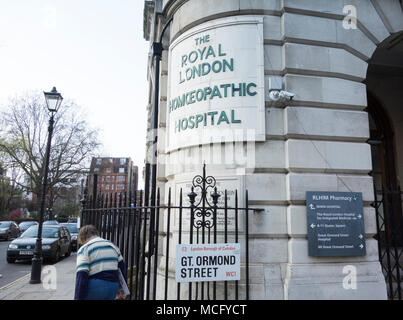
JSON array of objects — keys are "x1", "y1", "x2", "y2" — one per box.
[
  {"x1": 306, "y1": 191, "x2": 366, "y2": 257},
  {"x1": 176, "y1": 243, "x2": 241, "y2": 283}
]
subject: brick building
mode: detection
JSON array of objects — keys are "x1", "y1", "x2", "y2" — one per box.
[{"x1": 87, "y1": 157, "x2": 138, "y2": 198}]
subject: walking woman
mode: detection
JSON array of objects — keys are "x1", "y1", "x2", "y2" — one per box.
[{"x1": 74, "y1": 225, "x2": 127, "y2": 300}]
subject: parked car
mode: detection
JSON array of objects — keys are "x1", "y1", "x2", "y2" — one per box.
[
  {"x1": 67, "y1": 217, "x2": 77, "y2": 223},
  {"x1": 43, "y1": 220, "x2": 59, "y2": 225},
  {"x1": 0, "y1": 221, "x2": 21, "y2": 241},
  {"x1": 61, "y1": 223, "x2": 79, "y2": 251},
  {"x1": 7, "y1": 225, "x2": 72, "y2": 263},
  {"x1": 18, "y1": 221, "x2": 39, "y2": 233}
]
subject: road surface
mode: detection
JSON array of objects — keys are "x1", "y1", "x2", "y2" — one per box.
[{"x1": 0, "y1": 240, "x2": 76, "y2": 288}]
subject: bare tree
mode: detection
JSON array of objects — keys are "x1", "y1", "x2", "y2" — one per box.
[{"x1": 0, "y1": 91, "x2": 101, "y2": 218}]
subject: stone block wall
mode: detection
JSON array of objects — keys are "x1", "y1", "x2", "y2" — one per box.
[{"x1": 144, "y1": 0, "x2": 403, "y2": 300}]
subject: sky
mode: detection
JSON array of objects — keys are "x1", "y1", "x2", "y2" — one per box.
[{"x1": 0, "y1": 0, "x2": 149, "y2": 187}]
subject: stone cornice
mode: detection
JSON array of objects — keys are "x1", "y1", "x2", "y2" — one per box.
[{"x1": 143, "y1": 0, "x2": 155, "y2": 41}]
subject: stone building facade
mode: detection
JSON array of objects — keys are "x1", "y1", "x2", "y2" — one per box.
[{"x1": 143, "y1": 0, "x2": 403, "y2": 299}]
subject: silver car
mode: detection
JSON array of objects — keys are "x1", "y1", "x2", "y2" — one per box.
[{"x1": 0, "y1": 221, "x2": 21, "y2": 241}]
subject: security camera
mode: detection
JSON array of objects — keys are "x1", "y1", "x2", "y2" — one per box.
[
  {"x1": 279, "y1": 90, "x2": 295, "y2": 101},
  {"x1": 268, "y1": 90, "x2": 281, "y2": 101},
  {"x1": 268, "y1": 90, "x2": 295, "y2": 102}
]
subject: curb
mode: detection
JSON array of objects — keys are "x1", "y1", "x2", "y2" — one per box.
[
  {"x1": 0, "y1": 255, "x2": 77, "y2": 300},
  {"x1": 0, "y1": 273, "x2": 30, "y2": 291}
]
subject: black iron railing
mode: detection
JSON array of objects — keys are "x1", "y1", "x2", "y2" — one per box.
[
  {"x1": 81, "y1": 166, "x2": 251, "y2": 300},
  {"x1": 373, "y1": 185, "x2": 403, "y2": 300}
]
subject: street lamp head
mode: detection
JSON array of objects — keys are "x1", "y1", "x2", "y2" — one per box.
[{"x1": 44, "y1": 87, "x2": 63, "y2": 113}]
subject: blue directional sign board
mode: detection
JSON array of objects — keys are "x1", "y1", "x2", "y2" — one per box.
[{"x1": 306, "y1": 191, "x2": 366, "y2": 257}]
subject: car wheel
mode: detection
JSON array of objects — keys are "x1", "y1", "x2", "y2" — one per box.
[
  {"x1": 52, "y1": 248, "x2": 60, "y2": 264},
  {"x1": 65, "y1": 245, "x2": 71, "y2": 257},
  {"x1": 7, "y1": 257, "x2": 15, "y2": 263}
]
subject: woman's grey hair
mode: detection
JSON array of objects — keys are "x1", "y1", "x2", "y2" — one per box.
[{"x1": 78, "y1": 225, "x2": 99, "y2": 245}]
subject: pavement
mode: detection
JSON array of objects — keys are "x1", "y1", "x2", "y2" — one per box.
[{"x1": 0, "y1": 253, "x2": 76, "y2": 300}]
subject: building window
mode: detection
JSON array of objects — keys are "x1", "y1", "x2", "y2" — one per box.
[
  {"x1": 111, "y1": 185, "x2": 114, "y2": 190},
  {"x1": 106, "y1": 168, "x2": 111, "y2": 173},
  {"x1": 117, "y1": 184, "x2": 125, "y2": 190},
  {"x1": 96, "y1": 158, "x2": 102, "y2": 165},
  {"x1": 94, "y1": 168, "x2": 99, "y2": 172},
  {"x1": 119, "y1": 167, "x2": 125, "y2": 173},
  {"x1": 117, "y1": 176, "x2": 125, "y2": 182},
  {"x1": 105, "y1": 184, "x2": 110, "y2": 190},
  {"x1": 109, "y1": 158, "x2": 113, "y2": 163},
  {"x1": 120, "y1": 158, "x2": 126, "y2": 165},
  {"x1": 106, "y1": 176, "x2": 110, "y2": 182}
]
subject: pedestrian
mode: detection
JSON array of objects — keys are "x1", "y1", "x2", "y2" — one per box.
[{"x1": 74, "y1": 224, "x2": 128, "y2": 300}]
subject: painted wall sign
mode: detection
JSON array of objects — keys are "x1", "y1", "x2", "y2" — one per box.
[
  {"x1": 176, "y1": 243, "x2": 241, "y2": 283},
  {"x1": 306, "y1": 191, "x2": 366, "y2": 257},
  {"x1": 167, "y1": 16, "x2": 265, "y2": 151}
]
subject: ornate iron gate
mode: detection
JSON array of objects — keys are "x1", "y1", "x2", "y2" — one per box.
[
  {"x1": 81, "y1": 166, "x2": 250, "y2": 300},
  {"x1": 373, "y1": 185, "x2": 403, "y2": 300}
]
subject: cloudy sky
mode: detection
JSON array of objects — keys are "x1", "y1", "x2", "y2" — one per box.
[{"x1": 0, "y1": 0, "x2": 149, "y2": 187}]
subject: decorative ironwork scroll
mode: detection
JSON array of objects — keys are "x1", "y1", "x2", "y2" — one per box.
[{"x1": 188, "y1": 164, "x2": 220, "y2": 230}]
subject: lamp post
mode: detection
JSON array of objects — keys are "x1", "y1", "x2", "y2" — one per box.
[
  {"x1": 145, "y1": 17, "x2": 173, "y2": 211},
  {"x1": 30, "y1": 87, "x2": 63, "y2": 284},
  {"x1": 143, "y1": 20, "x2": 173, "y2": 293}
]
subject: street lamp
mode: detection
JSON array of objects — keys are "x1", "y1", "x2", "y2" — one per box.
[
  {"x1": 145, "y1": 17, "x2": 173, "y2": 212},
  {"x1": 30, "y1": 87, "x2": 63, "y2": 284}
]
